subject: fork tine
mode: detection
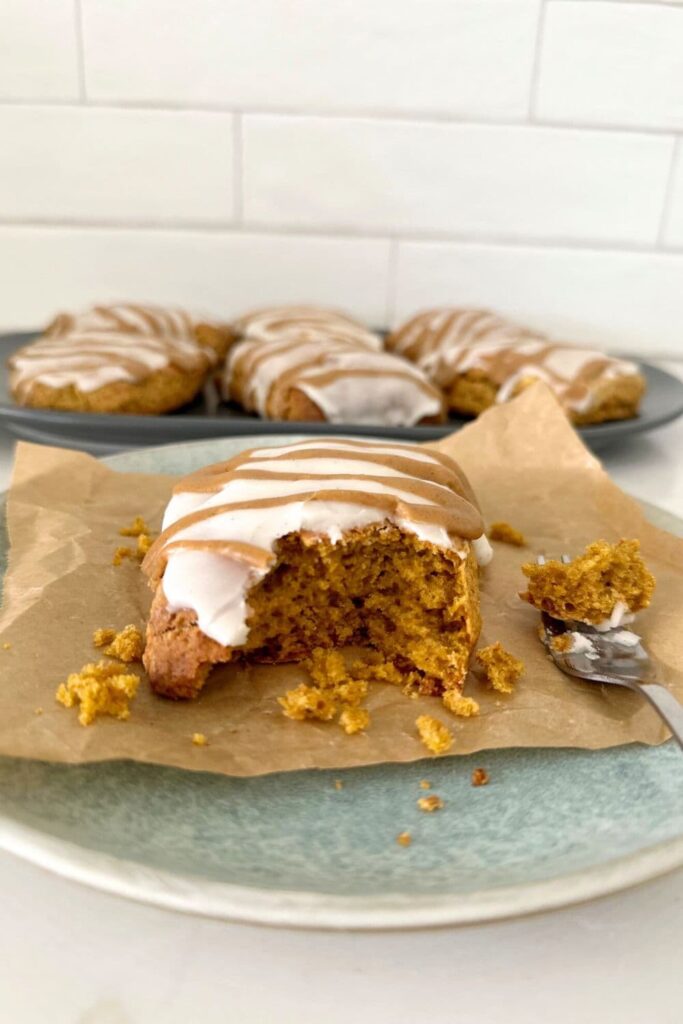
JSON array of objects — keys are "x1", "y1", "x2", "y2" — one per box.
[
  {"x1": 536, "y1": 554, "x2": 546, "y2": 565},
  {"x1": 561, "y1": 553, "x2": 572, "y2": 564}
]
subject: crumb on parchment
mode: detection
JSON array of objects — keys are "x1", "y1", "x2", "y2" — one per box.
[
  {"x1": 416, "y1": 715, "x2": 453, "y2": 755},
  {"x1": 442, "y1": 691, "x2": 480, "y2": 718},
  {"x1": 278, "y1": 648, "x2": 373, "y2": 732},
  {"x1": 55, "y1": 660, "x2": 139, "y2": 726},
  {"x1": 471, "y1": 768, "x2": 490, "y2": 787},
  {"x1": 93, "y1": 624, "x2": 144, "y2": 663},
  {"x1": 417, "y1": 794, "x2": 444, "y2": 813},
  {"x1": 339, "y1": 706, "x2": 370, "y2": 735},
  {"x1": 489, "y1": 521, "x2": 526, "y2": 547},
  {"x1": 34, "y1": 707, "x2": 43, "y2": 715},
  {"x1": 476, "y1": 642, "x2": 524, "y2": 695},
  {"x1": 2, "y1": 642, "x2": 11, "y2": 651},
  {"x1": 119, "y1": 515, "x2": 151, "y2": 537},
  {"x1": 419, "y1": 780, "x2": 432, "y2": 790},
  {"x1": 112, "y1": 533, "x2": 153, "y2": 567},
  {"x1": 279, "y1": 683, "x2": 338, "y2": 722},
  {"x1": 396, "y1": 832, "x2": 412, "y2": 847},
  {"x1": 192, "y1": 732, "x2": 208, "y2": 746}
]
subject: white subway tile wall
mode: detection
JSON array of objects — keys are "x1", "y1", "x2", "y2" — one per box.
[{"x1": 0, "y1": 0, "x2": 681, "y2": 356}]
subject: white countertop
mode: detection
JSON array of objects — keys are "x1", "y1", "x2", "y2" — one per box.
[{"x1": 1, "y1": 371, "x2": 682, "y2": 1024}]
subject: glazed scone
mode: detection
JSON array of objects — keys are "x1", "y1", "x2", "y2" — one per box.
[
  {"x1": 223, "y1": 335, "x2": 446, "y2": 426},
  {"x1": 9, "y1": 302, "x2": 232, "y2": 414},
  {"x1": 142, "y1": 438, "x2": 492, "y2": 699},
  {"x1": 520, "y1": 540, "x2": 655, "y2": 627},
  {"x1": 387, "y1": 308, "x2": 645, "y2": 425},
  {"x1": 232, "y1": 304, "x2": 382, "y2": 350}
]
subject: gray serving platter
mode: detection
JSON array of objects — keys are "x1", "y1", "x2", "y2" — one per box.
[{"x1": 1, "y1": 331, "x2": 682, "y2": 454}]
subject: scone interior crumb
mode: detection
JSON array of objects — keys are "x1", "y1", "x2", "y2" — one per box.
[
  {"x1": 476, "y1": 642, "x2": 524, "y2": 695},
  {"x1": 416, "y1": 715, "x2": 454, "y2": 755},
  {"x1": 489, "y1": 521, "x2": 526, "y2": 547},
  {"x1": 55, "y1": 660, "x2": 139, "y2": 726},
  {"x1": 278, "y1": 648, "x2": 372, "y2": 732},
  {"x1": 442, "y1": 691, "x2": 480, "y2": 717},
  {"x1": 417, "y1": 794, "x2": 444, "y2": 812},
  {"x1": 119, "y1": 516, "x2": 151, "y2": 538},
  {"x1": 93, "y1": 624, "x2": 144, "y2": 663},
  {"x1": 396, "y1": 831, "x2": 412, "y2": 847},
  {"x1": 520, "y1": 539, "x2": 655, "y2": 624},
  {"x1": 192, "y1": 732, "x2": 208, "y2": 746},
  {"x1": 471, "y1": 768, "x2": 490, "y2": 787}
]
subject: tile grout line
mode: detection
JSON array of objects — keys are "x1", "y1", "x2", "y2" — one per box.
[
  {"x1": 232, "y1": 113, "x2": 244, "y2": 224},
  {"x1": 656, "y1": 137, "x2": 681, "y2": 246},
  {"x1": 0, "y1": 96, "x2": 679, "y2": 140},
  {"x1": 527, "y1": 0, "x2": 549, "y2": 121},
  {"x1": 72, "y1": 0, "x2": 87, "y2": 102},
  {"x1": 1, "y1": 216, "x2": 683, "y2": 256}
]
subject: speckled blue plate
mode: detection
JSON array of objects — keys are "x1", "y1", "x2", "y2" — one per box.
[{"x1": 0, "y1": 437, "x2": 682, "y2": 930}]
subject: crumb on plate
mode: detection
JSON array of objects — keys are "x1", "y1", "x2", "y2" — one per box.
[
  {"x1": 417, "y1": 794, "x2": 444, "y2": 813},
  {"x1": 416, "y1": 715, "x2": 453, "y2": 755},
  {"x1": 334, "y1": 779, "x2": 344, "y2": 791},
  {"x1": 442, "y1": 691, "x2": 480, "y2": 717},
  {"x1": 396, "y1": 831, "x2": 412, "y2": 847},
  {"x1": 419, "y1": 779, "x2": 432, "y2": 790},
  {"x1": 489, "y1": 521, "x2": 526, "y2": 547},
  {"x1": 55, "y1": 660, "x2": 139, "y2": 726},
  {"x1": 471, "y1": 768, "x2": 490, "y2": 787},
  {"x1": 476, "y1": 642, "x2": 524, "y2": 695}
]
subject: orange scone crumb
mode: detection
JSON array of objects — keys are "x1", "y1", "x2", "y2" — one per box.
[
  {"x1": 489, "y1": 521, "x2": 526, "y2": 547},
  {"x1": 112, "y1": 545, "x2": 134, "y2": 567},
  {"x1": 192, "y1": 732, "x2": 208, "y2": 746},
  {"x1": 136, "y1": 533, "x2": 153, "y2": 558},
  {"x1": 476, "y1": 642, "x2": 524, "y2": 695},
  {"x1": 442, "y1": 691, "x2": 480, "y2": 717},
  {"x1": 520, "y1": 539, "x2": 655, "y2": 625},
  {"x1": 396, "y1": 831, "x2": 412, "y2": 847},
  {"x1": 550, "y1": 634, "x2": 573, "y2": 653},
  {"x1": 419, "y1": 779, "x2": 432, "y2": 790},
  {"x1": 471, "y1": 768, "x2": 490, "y2": 787},
  {"x1": 119, "y1": 515, "x2": 151, "y2": 537},
  {"x1": 334, "y1": 779, "x2": 344, "y2": 791},
  {"x1": 55, "y1": 660, "x2": 139, "y2": 726},
  {"x1": 339, "y1": 706, "x2": 370, "y2": 735},
  {"x1": 279, "y1": 683, "x2": 338, "y2": 722},
  {"x1": 416, "y1": 715, "x2": 453, "y2": 755},
  {"x1": 93, "y1": 624, "x2": 144, "y2": 662},
  {"x1": 417, "y1": 794, "x2": 444, "y2": 812},
  {"x1": 113, "y1": 534, "x2": 153, "y2": 566}
]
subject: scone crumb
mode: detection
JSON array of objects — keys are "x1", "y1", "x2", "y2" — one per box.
[
  {"x1": 396, "y1": 831, "x2": 412, "y2": 847},
  {"x1": 471, "y1": 768, "x2": 490, "y2": 787},
  {"x1": 442, "y1": 691, "x2": 480, "y2": 717},
  {"x1": 119, "y1": 515, "x2": 151, "y2": 537},
  {"x1": 417, "y1": 794, "x2": 444, "y2": 813},
  {"x1": 279, "y1": 683, "x2": 338, "y2": 722},
  {"x1": 192, "y1": 732, "x2": 208, "y2": 746},
  {"x1": 95, "y1": 624, "x2": 144, "y2": 663},
  {"x1": 334, "y1": 779, "x2": 344, "y2": 791},
  {"x1": 113, "y1": 535, "x2": 153, "y2": 566},
  {"x1": 55, "y1": 660, "x2": 139, "y2": 726},
  {"x1": 34, "y1": 707, "x2": 43, "y2": 715},
  {"x1": 112, "y1": 545, "x2": 134, "y2": 567},
  {"x1": 419, "y1": 779, "x2": 432, "y2": 790},
  {"x1": 476, "y1": 642, "x2": 524, "y2": 695},
  {"x1": 136, "y1": 533, "x2": 153, "y2": 558},
  {"x1": 489, "y1": 521, "x2": 526, "y2": 547},
  {"x1": 416, "y1": 715, "x2": 454, "y2": 755},
  {"x1": 550, "y1": 634, "x2": 573, "y2": 653},
  {"x1": 2, "y1": 642, "x2": 11, "y2": 650},
  {"x1": 339, "y1": 706, "x2": 370, "y2": 735}
]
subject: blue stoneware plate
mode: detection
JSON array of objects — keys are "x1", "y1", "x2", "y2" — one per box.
[
  {"x1": 0, "y1": 436, "x2": 681, "y2": 930},
  {"x1": 1, "y1": 332, "x2": 683, "y2": 453}
]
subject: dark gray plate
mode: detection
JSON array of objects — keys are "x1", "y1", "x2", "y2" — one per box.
[{"x1": 1, "y1": 331, "x2": 682, "y2": 454}]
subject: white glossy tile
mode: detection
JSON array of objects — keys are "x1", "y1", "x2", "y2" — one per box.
[
  {"x1": 0, "y1": 0, "x2": 79, "y2": 100},
  {"x1": 395, "y1": 240, "x2": 683, "y2": 355},
  {"x1": 0, "y1": 227, "x2": 391, "y2": 330},
  {"x1": 536, "y1": 2, "x2": 683, "y2": 130},
  {"x1": 243, "y1": 116, "x2": 672, "y2": 244},
  {"x1": 82, "y1": 0, "x2": 540, "y2": 118},
  {"x1": 0, "y1": 107, "x2": 233, "y2": 223}
]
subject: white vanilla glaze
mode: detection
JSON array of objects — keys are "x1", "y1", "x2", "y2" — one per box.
[
  {"x1": 10, "y1": 303, "x2": 219, "y2": 398},
  {"x1": 387, "y1": 308, "x2": 641, "y2": 414},
  {"x1": 224, "y1": 336, "x2": 444, "y2": 425},
  {"x1": 233, "y1": 305, "x2": 382, "y2": 350},
  {"x1": 145, "y1": 438, "x2": 488, "y2": 647}
]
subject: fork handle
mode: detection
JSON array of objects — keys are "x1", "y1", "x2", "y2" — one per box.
[{"x1": 626, "y1": 681, "x2": 683, "y2": 750}]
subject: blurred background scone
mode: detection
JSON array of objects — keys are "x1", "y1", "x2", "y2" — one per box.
[
  {"x1": 387, "y1": 308, "x2": 646, "y2": 425},
  {"x1": 9, "y1": 303, "x2": 232, "y2": 415}
]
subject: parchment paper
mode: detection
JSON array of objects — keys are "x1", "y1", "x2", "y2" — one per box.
[{"x1": 1, "y1": 384, "x2": 681, "y2": 776}]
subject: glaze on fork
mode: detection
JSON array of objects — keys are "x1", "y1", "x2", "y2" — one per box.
[{"x1": 537, "y1": 553, "x2": 683, "y2": 750}]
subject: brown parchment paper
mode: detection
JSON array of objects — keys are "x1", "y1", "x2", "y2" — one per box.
[{"x1": 1, "y1": 384, "x2": 682, "y2": 776}]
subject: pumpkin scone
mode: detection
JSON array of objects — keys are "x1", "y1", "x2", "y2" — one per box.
[
  {"x1": 142, "y1": 437, "x2": 492, "y2": 700},
  {"x1": 9, "y1": 302, "x2": 232, "y2": 414},
  {"x1": 387, "y1": 307, "x2": 645, "y2": 425}
]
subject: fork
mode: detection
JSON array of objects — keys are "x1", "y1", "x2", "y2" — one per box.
[{"x1": 537, "y1": 554, "x2": 683, "y2": 750}]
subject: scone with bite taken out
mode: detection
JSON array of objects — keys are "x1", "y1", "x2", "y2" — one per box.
[{"x1": 142, "y1": 438, "x2": 492, "y2": 700}]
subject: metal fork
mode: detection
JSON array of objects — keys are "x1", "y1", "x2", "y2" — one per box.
[{"x1": 537, "y1": 553, "x2": 683, "y2": 750}]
